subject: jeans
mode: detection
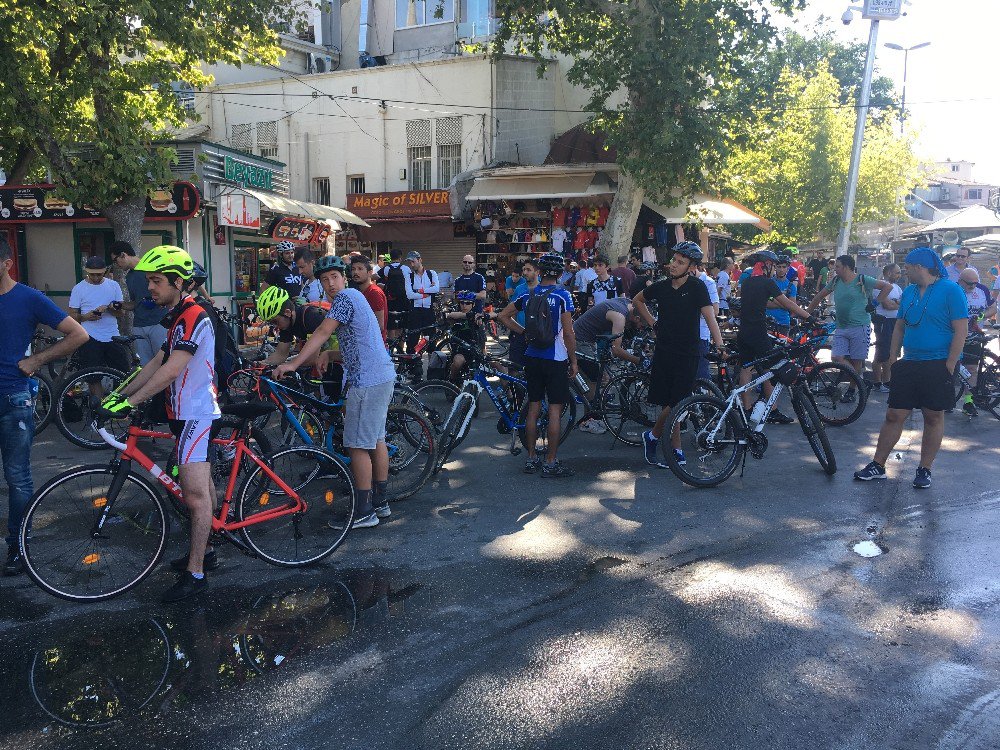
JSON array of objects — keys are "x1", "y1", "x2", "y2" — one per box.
[
  {"x1": 697, "y1": 339, "x2": 711, "y2": 380},
  {"x1": 133, "y1": 323, "x2": 168, "y2": 365},
  {"x1": 0, "y1": 391, "x2": 35, "y2": 547}
]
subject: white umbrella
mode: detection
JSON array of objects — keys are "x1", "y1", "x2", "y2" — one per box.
[{"x1": 922, "y1": 205, "x2": 1000, "y2": 233}]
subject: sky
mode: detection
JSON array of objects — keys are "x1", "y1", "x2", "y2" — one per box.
[{"x1": 791, "y1": 0, "x2": 1000, "y2": 183}]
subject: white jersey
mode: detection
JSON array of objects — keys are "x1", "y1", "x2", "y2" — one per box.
[{"x1": 162, "y1": 296, "x2": 221, "y2": 420}]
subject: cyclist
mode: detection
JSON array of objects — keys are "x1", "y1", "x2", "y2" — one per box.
[
  {"x1": 442, "y1": 290, "x2": 490, "y2": 381},
  {"x1": 633, "y1": 242, "x2": 725, "y2": 468},
  {"x1": 735, "y1": 249, "x2": 813, "y2": 425},
  {"x1": 957, "y1": 267, "x2": 997, "y2": 416},
  {"x1": 256, "y1": 285, "x2": 343, "y2": 400},
  {"x1": 99, "y1": 246, "x2": 221, "y2": 602},
  {"x1": 572, "y1": 297, "x2": 644, "y2": 434},
  {"x1": 629, "y1": 261, "x2": 656, "y2": 298},
  {"x1": 508, "y1": 258, "x2": 540, "y2": 368},
  {"x1": 498, "y1": 252, "x2": 578, "y2": 478},
  {"x1": 295, "y1": 246, "x2": 325, "y2": 303},
  {"x1": 275, "y1": 255, "x2": 396, "y2": 529},
  {"x1": 765, "y1": 254, "x2": 797, "y2": 337},
  {"x1": 376, "y1": 248, "x2": 409, "y2": 343}
]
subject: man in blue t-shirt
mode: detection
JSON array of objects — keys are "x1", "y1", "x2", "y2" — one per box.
[
  {"x1": 507, "y1": 258, "x2": 538, "y2": 368},
  {"x1": 453, "y1": 254, "x2": 487, "y2": 312},
  {"x1": 855, "y1": 247, "x2": 969, "y2": 489},
  {"x1": 766, "y1": 256, "x2": 797, "y2": 335},
  {"x1": 0, "y1": 237, "x2": 88, "y2": 575},
  {"x1": 499, "y1": 253, "x2": 578, "y2": 478}
]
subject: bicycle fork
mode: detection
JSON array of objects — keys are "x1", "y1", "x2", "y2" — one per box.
[{"x1": 91, "y1": 458, "x2": 133, "y2": 539}]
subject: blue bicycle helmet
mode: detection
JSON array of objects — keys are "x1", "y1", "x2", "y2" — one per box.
[{"x1": 456, "y1": 290, "x2": 477, "y2": 303}]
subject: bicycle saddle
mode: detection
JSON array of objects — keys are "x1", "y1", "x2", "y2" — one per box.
[
  {"x1": 112, "y1": 335, "x2": 140, "y2": 345},
  {"x1": 221, "y1": 402, "x2": 277, "y2": 420}
]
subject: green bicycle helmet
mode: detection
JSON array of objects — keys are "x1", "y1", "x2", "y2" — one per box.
[
  {"x1": 135, "y1": 245, "x2": 194, "y2": 279},
  {"x1": 314, "y1": 254, "x2": 348, "y2": 277},
  {"x1": 256, "y1": 285, "x2": 290, "y2": 321},
  {"x1": 785, "y1": 245, "x2": 799, "y2": 255}
]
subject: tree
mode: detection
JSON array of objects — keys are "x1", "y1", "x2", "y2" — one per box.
[
  {"x1": 492, "y1": 0, "x2": 805, "y2": 259},
  {"x1": 0, "y1": 0, "x2": 300, "y2": 250},
  {"x1": 723, "y1": 62, "x2": 921, "y2": 245}
]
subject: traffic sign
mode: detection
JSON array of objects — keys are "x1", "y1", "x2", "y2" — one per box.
[{"x1": 863, "y1": 0, "x2": 903, "y2": 20}]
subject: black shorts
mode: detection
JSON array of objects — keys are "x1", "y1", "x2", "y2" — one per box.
[
  {"x1": 648, "y1": 351, "x2": 700, "y2": 408},
  {"x1": 887, "y1": 359, "x2": 953, "y2": 412},
  {"x1": 873, "y1": 316, "x2": 897, "y2": 363},
  {"x1": 507, "y1": 331, "x2": 527, "y2": 368},
  {"x1": 523, "y1": 357, "x2": 571, "y2": 405},
  {"x1": 386, "y1": 300, "x2": 409, "y2": 329},
  {"x1": 735, "y1": 333, "x2": 775, "y2": 368},
  {"x1": 78, "y1": 338, "x2": 130, "y2": 379}
]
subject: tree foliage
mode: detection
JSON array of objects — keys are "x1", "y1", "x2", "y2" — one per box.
[
  {"x1": 492, "y1": 0, "x2": 806, "y2": 203},
  {"x1": 0, "y1": 0, "x2": 300, "y2": 239},
  {"x1": 723, "y1": 62, "x2": 921, "y2": 245}
]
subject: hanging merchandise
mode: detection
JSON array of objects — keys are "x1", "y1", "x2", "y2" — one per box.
[
  {"x1": 598, "y1": 204, "x2": 610, "y2": 227},
  {"x1": 552, "y1": 205, "x2": 568, "y2": 227},
  {"x1": 646, "y1": 223, "x2": 655, "y2": 241},
  {"x1": 655, "y1": 221, "x2": 669, "y2": 247}
]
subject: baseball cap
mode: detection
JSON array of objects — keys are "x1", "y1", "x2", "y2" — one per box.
[
  {"x1": 84, "y1": 256, "x2": 108, "y2": 271},
  {"x1": 405, "y1": 251, "x2": 421, "y2": 261}
]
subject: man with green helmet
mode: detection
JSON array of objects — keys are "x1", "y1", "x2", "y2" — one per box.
[
  {"x1": 100, "y1": 245, "x2": 221, "y2": 602},
  {"x1": 275, "y1": 254, "x2": 396, "y2": 529}
]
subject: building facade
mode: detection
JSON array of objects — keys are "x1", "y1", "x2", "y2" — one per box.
[{"x1": 907, "y1": 159, "x2": 1000, "y2": 221}]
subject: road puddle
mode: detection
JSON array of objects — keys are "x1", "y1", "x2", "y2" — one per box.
[{"x1": 852, "y1": 540, "x2": 886, "y2": 558}]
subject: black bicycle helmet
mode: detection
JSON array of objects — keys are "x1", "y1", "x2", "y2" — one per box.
[
  {"x1": 538, "y1": 253, "x2": 565, "y2": 276},
  {"x1": 672, "y1": 241, "x2": 704, "y2": 262},
  {"x1": 776, "y1": 254, "x2": 791, "y2": 264},
  {"x1": 191, "y1": 262, "x2": 208, "y2": 287},
  {"x1": 756, "y1": 250, "x2": 779, "y2": 263}
]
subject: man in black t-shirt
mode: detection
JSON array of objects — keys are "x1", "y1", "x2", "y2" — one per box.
[
  {"x1": 262, "y1": 241, "x2": 304, "y2": 297},
  {"x1": 629, "y1": 262, "x2": 656, "y2": 298},
  {"x1": 735, "y1": 250, "x2": 813, "y2": 422},
  {"x1": 262, "y1": 295, "x2": 343, "y2": 398},
  {"x1": 376, "y1": 248, "x2": 409, "y2": 341},
  {"x1": 633, "y1": 242, "x2": 725, "y2": 468}
]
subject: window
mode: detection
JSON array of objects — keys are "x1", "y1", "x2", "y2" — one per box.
[
  {"x1": 231, "y1": 123, "x2": 253, "y2": 154},
  {"x1": 396, "y1": 0, "x2": 454, "y2": 28},
  {"x1": 409, "y1": 147, "x2": 432, "y2": 190},
  {"x1": 314, "y1": 177, "x2": 331, "y2": 206},
  {"x1": 256, "y1": 120, "x2": 278, "y2": 159},
  {"x1": 951, "y1": 165, "x2": 960, "y2": 172},
  {"x1": 347, "y1": 175, "x2": 366, "y2": 195},
  {"x1": 967, "y1": 189, "x2": 983, "y2": 201},
  {"x1": 459, "y1": 0, "x2": 493, "y2": 36},
  {"x1": 438, "y1": 144, "x2": 461, "y2": 188}
]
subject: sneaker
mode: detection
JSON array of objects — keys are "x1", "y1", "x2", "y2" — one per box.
[
  {"x1": 578, "y1": 418, "x2": 608, "y2": 435},
  {"x1": 3, "y1": 547, "x2": 23, "y2": 577},
  {"x1": 643, "y1": 430, "x2": 659, "y2": 466},
  {"x1": 878, "y1": 384, "x2": 891, "y2": 394},
  {"x1": 672, "y1": 448, "x2": 686, "y2": 466},
  {"x1": 853, "y1": 461, "x2": 887, "y2": 481},
  {"x1": 541, "y1": 461, "x2": 575, "y2": 478},
  {"x1": 523, "y1": 457, "x2": 543, "y2": 474},
  {"x1": 328, "y1": 511, "x2": 380, "y2": 530},
  {"x1": 766, "y1": 409, "x2": 795, "y2": 425},
  {"x1": 169, "y1": 550, "x2": 219, "y2": 572},
  {"x1": 374, "y1": 502, "x2": 391, "y2": 519},
  {"x1": 963, "y1": 401, "x2": 979, "y2": 417},
  {"x1": 161, "y1": 571, "x2": 208, "y2": 603},
  {"x1": 841, "y1": 389, "x2": 857, "y2": 404},
  {"x1": 913, "y1": 467, "x2": 932, "y2": 489}
]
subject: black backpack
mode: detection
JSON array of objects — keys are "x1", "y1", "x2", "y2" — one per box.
[
  {"x1": 524, "y1": 288, "x2": 556, "y2": 349},
  {"x1": 195, "y1": 298, "x2": 241, "y2": 396},
  {"x1": 383, "y1": 263, "x2": 407, "y2": 304}
]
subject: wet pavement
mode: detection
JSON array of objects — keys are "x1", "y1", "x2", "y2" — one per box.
[{"x1": 3, "y1": 391, "x2": 1000, "y2": 749}]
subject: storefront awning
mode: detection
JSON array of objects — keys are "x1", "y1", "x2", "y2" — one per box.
[
  {"x1": 645, "y1": 196, "x2": 769, "y2": 229},
  {"x1": 465, "y1": 172, "x2": 615, "y2": 201},
  {"x1": 230, "y1": 187, "x2": 370, "y2": 228}
]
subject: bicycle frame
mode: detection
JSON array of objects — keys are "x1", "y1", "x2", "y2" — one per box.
[
  {"x1": 708, "y1": 363, "x2": 788, "y2": 444},
  {"x1": 259, "y1": 375, "x2": 343, "y2": 453},
  {"x1": 471, "y1": 363, "x2": 528, "y2": 430},
  {"x1": 96, "y1": 424, "x2": 304, "y2": 535}
]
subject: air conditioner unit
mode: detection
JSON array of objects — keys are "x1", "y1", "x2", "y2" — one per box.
[{"x1": 315, "y1": 54, "x2": 333, "y2": 73}]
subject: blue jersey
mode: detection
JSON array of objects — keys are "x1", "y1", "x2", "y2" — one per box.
[
  {"x1": 513, "y1": 284, "x2": 575, "y2": 361},
  {"x1": 766, "y1": 279, "x2": 796, "y2": 326}
]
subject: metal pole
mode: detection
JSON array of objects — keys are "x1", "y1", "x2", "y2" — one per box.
[
  {"x1": 837, "y1": 19, "x2": 880, "y2": 257},
  {"x1": 893, "y1": 48, "x2": 907, "y2": 241}
]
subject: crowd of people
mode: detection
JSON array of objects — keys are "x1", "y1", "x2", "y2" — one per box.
[{"x1": 0, "y1": 232, "x2": 994, "y2": 603}]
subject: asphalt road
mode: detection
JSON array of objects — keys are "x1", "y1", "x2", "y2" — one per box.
[{"x1": 1, "y1": 389, "x2": 999, "y2": 750}]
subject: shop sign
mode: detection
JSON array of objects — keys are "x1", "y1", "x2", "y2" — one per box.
[
  {"x1": 862, "y1": 0, "x2": 902, "y2": 20},
  {"x1": 313, "y1": 223, "x2": 333, "y2": 245},
  {"x1": 0, "y1": 181, "x2": 201, "y2": 223},
  {"x1": 269, "y1": 216, "x2": 318, "y2": 243},
  {"x1": 224, "y1": 156, "x2": 273, "y2": 191},
  {"x1": 347, "y1": 189, "x2": 451, "y2": 219},
  {"x1": 219, "y1": 193, "x2": 261, "y2": 229}
]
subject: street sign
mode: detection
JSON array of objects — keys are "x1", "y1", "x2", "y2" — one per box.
[{"x1": 863, "y1": 0, "x2": 903, "y2": 20}]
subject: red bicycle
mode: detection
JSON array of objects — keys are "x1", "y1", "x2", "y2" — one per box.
[{"x1": 19, "y1": 402, "x2": 357, "y2": 602}]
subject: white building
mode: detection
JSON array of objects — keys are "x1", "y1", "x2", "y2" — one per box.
[{"x1": 907, "y1": 159, "x2": 999, "y2": 221}]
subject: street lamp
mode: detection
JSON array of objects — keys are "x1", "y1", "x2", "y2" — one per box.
[{"x1": 884, "y1": 41, "x2": 931, "y2": 130}]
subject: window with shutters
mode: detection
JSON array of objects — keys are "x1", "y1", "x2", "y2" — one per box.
[
  {"x1": 347, "y1": 175, "x2": 366, "y2": 195},
  {"x1": 256, "y1": 121, "x2": 278, "y2": 159},
  {"x1": 409, "y1": 147, "x2": 432, "y2": 190},
  {"x1": 436, "y1": 117, "x2": 462, "y2": 188},
  {"x1": 314, "y1": 177, "x2": 331, "y2": 206},
  {"x1": 231, "y1": 123, "x2": 253, "y2": 154}
]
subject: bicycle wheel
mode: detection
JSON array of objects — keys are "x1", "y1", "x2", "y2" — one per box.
[
  {"x1": 408, "y1": 379, "x2": 462, "y2": 437},
  {"x1": 663, "y1": 395, "x2": 744, "y2": 488},
  {"x1": 487, "y1": 321, "x2": 511, "y2": 357},
  {"x1": 54, "y1": 367, "x2": 129, "y2": 449},
  {"x1": 384, "y1": 405, "x2": 436, "y2": 501},
  {"x1": 694, "y1": 377, "x2": 725, "y2": 399},
  {"x1": 790, "y1": 385, "x2": 837, "y2": 475},
  {"x1": 804, "y1": 362, "x2": 866, "y2": 426},
  {"x1": 280, "y1": 406, "x2": 326, "y2": 447},
  {"x1": 974, "y1": 364, "x2": 1000, "y2": 420},
  {"x1": 238, "y1": 446, "x2": 356, "y2": 567},
  {"x1": 34, "y1": 371, "x2": 54, "y2": 434},
  {"x1": 601, "y1": 372, "x2": 657, "y2": 446},
  {"x1": 516, "y1": 393, "x2": 577, "y2": 452},
  {"x1": 21, "y1": 466, "x2": 169, "y2": 602}
]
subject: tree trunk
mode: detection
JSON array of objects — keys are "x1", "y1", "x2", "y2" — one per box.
[
  {"x1": 103, "y1": 197, "x2": 146, "y2": 335},
  {"x1": 598, "y1": 169, "x2": 646, "y2": 262}
]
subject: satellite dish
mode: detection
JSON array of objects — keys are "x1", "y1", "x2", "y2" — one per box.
[{"x1": 942, "y1": 230, "x2": 960, "y2": 245}]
